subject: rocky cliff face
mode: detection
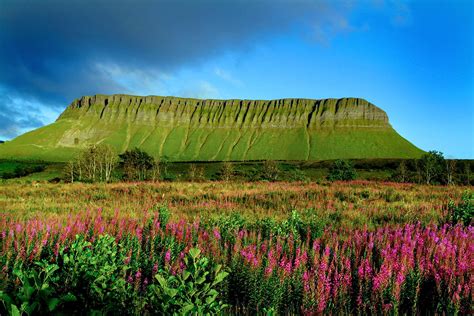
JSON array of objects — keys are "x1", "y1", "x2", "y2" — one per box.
[
  {"x1": 59, "y1": 95, "x2": 390, "y2": 129},
  {"x1": 0, "y1": 95, "x2": 423, "y2": 162}
]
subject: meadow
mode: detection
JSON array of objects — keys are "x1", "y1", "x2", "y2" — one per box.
[{"x1": 1, "y1": 180, "x2": 472, "y2": 315}]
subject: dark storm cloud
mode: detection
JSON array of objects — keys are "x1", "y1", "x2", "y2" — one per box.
[{"x1": 0, "y1": 0, "x2": 350, "y2": 137}]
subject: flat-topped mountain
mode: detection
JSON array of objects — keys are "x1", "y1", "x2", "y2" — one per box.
[{"x1": 0, "y1": 95, "x2": 423, "y2": 161}]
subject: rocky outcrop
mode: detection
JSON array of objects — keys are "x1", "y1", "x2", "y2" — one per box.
[{"x1": 59, "y1": 95, "x2": 390, "y2": 129}]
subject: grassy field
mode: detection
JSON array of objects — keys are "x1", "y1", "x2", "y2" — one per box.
[
  {"x1": 1, "y1": 180, "x2": 472, "y2": 314},
  {"x1": 1, "y1": 180, "x2": 467, "y2": 225}
]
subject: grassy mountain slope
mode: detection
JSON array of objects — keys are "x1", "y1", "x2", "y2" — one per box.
[{"x1": 0, "y1": 95, "x2": 423, "y2": 162}]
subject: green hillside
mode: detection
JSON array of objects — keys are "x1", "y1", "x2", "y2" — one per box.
[{"x1": 0, "y1": 95, "x2": 423, "y2": 162}]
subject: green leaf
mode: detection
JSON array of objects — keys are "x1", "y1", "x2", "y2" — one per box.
[
  {"x1": 47, "y1": 298, "x2": 60, "y2": 311},
  {"x1": 214, "y1": 264, "x2": 222, "y2": 274},
  {"x1": 0, "y1": 291, "x2": 14, "y2": 305},
  {"x1": 164, "y1": 288, "x2": 178, "y2": 298},
  {"x1": 24, "y1": 285, "x2": 35, "y2": 300},
  {"x1": 183, "y1": 271, "x2": 191, "y2": 281},
  {"x1": 208, "y1": 289, "x2": 218, "y2": 297},
  {"x1": 10, "y1": 304, "x2": 21, "y2": 316},
  {"x1": 180, "y1": 303, "x2": 195, "y2": 314},
  {"x1": 205, "y1": 295, "x2": 216, "y2": 305},
  {"x1": 155, "y1": 274, "x2": 167, "y2": 288},
  {"x1": 195, "y1": 276, "x2": 206, "y2": 285},
  {"x1": 188, "y1": 248, "x2": 201, "y2": 259},
  {"x1": 61, "y1": 293, "x2": 77, "y2": 302},
  {"x1": 214, "y1": 271, "x2": 229, "y2": 284}
]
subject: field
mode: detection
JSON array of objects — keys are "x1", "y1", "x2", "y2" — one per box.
[{"x1": 1, "y1": 180, "x2": 472, "y2": 314}]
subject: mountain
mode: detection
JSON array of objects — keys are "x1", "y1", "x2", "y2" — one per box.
[{"x1": 0, "y1": 95, "x2": 423, "y2": 162}]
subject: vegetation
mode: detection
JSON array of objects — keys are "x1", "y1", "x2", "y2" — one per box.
[
  {"x1": 0, "y1": 161, "x2": 47, "y2": 180},
  {"x1": 0, "y1": 145, "x2": 472, "y2": 314},
  {"x1": 1, "y1": 152, "x2": 472, "y2": 186},
  {"x1": 2, "y1": 181, "x2": 469, "y2": 225},
  {"x1": 1, "y1": 199, "x2": 472, "y2": 314},
  {"x1": 420, "y1": 150, "x2": 445, "y2": 184},
  {"x1": 119, "y1": 148, "x2": 156, "y2": 181},
  {"x1": 448, "y1": 191, "x2": 473, "y2": 226},
  {"x1": 327, "y1": 159, "x2": 357, "y2": 181},
  {"x1": 63, "y1": 144, "x2": 117, "y2": 182}
]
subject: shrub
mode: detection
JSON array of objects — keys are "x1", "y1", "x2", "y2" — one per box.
[
  {"x1": 287, "y1": 168, "x2": 308, "y2": 182},
  {"x1": 261, "y1": 161, "x2": 281, "y2": 181},
  {"x1": 58, "y1": 235, "x2": 130, "y2": 313},
  {"x1": 220, "y1": 162, "x2": 235, "y2": 181},
  {"x1": 1, "y1": 164, "x2": 46, "y2": 179},
  {"x1": 448, "y1": 191, "x2": 473, "y2": 225},
  {"x1": 0, "y1": 261, "x2": 75, "y2": 315},
  {"x1": 120, "y1": 148, "x2": 154, "y2": 181},
  {"x1": 157, "y1": 205, "x2": 172, "y2": 227},
  {"x1": 148, "y1": 248, "x2": 229, "y2": 315},
  {"x1": 188, "y1": 164, "x2": 205, "y2": 181},
  {"x1": 327, "y1": 160, "x2": 357, "y2": 181}
]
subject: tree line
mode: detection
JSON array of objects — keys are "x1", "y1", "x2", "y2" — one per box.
[
  {"x1": 392, "y1": 150, "x2": 471, "y2": 185},
  {"x1": 329, "y1": 151, "x2": 471, "y2": 185},
  {"x1": 63, "y1": 145, "x2": 471, "y2": 185}
]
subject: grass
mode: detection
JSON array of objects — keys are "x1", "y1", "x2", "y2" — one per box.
[{"x1": 1, "y1": 180, "x2": 467, "y2": 228}]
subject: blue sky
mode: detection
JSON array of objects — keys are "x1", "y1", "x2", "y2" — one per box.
[{"x1": 0, "y1": 0, "x2": 473, "y2": 158}]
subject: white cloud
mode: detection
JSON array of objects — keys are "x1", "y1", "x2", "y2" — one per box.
[
  {"x1": 94, "y1": 63, "x2": 174, "y2": 96},
  {"x1": 178, "y1": 81, "x2": 220, "y2": 99},
  {"x1": 214, "y1": 67, "x2": 242, "y2": 86}
]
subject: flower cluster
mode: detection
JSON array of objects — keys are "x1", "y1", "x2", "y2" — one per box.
[{"x1": 1, "y1": 211, "x2": 472, "y2": 314}]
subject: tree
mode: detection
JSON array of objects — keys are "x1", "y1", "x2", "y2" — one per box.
[
  {"x1": 119, "y1": 148, "x2": 154, "y2": 181},
  {"x1": 188, "y1": 164, "x2": 198, "y2": 181},
  {"x1": 413, "y1": 159, "x2": 423, "y2": 184},
  {"x1": 220, "y1": 162, "x2": 234, "y2": 181},
  {"x1": 160, "y1": 156, "x2": 170, "y2": 178},
  {"x1": 63, "y1": 144, "x2": 117, "y2": 182},
  {"x1": 150, "y1": 160, "x2": 161, "y2": 182},
  {"x1": 188, "y1": 164, "x2": 205, "y2": 181},
  {"x1": 464, "y1": 161, "x2": 471, "y2": 185},
  {"x1": 420, "y1": 150, "x2": 444, "y2": 184},
  {"x1": 394, "y1": 160, "x2": 408, "y2": 183},
  {"x1": 327, "y1": 160, "x2": 357, "y2": 181},
  {"x1": 261, "y1": 160, "x2": 280, "y2": 181},
  {"x1": 445, "y1": 159, "x2": 456, "y2": 185},
  {"x1": 64, "y1": 160, "x2": 76, "y2": 183}
]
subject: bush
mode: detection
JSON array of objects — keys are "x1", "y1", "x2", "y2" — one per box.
[
  {"x1": 0, "y1": 261, "x2": 75, "y2": 315},
  {"x1": 261, "y1": 161, "x2": 281, "y2": 181},
  {"x1": 327, "y1": 160, "x2": 357, "y2": 181},
  {"x1": 157, "y1": 205, "x2": 172, "y2": 227},
  {"x1": 58, "y1": 235, "x2": 130, "y2": 313},
  {"x1": 1, "y1": 164, "x2": 46, "y2": 179},
  {"x1": 287, "y1": 168, "x2": 308, "y2": 182},
  {"x1": 120, "y1": 148, "x2": 155, "y2": 181},
  {"x1": 148, "y1": 248, "x2": 229, "y2": 315},
  {"x1": 448, "y1": 191, "x2": 473, "y2": 226},
  {"x1": 219, "y1": 162, "x2": 235, "y2": 181}
]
